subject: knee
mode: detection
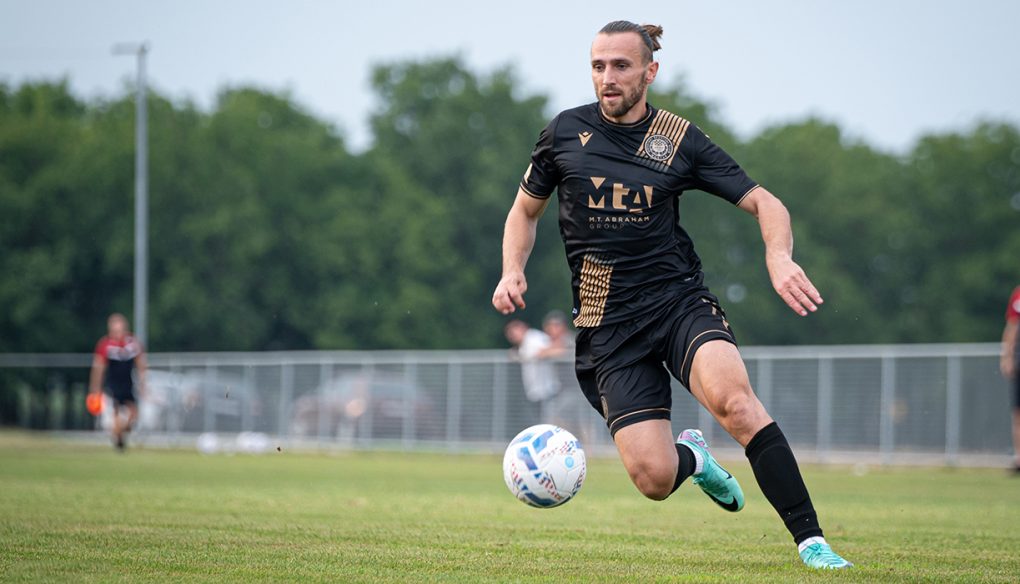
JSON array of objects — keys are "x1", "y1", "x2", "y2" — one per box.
[
  {"x1": 627, "y1": 460, "x2": 675, "y2": 501},
  {"x1": 714, "y1": 391, "x2": 762, "y2": 434}
]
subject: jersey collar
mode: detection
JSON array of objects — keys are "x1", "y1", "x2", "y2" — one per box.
[{"x1": 595, "y1": 102, "x2": 655, "y2": 128}]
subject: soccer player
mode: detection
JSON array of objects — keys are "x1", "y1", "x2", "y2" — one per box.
[
  {"x1": 89, "y1": 313, "x2": 147, "y2": 451},
  {"x1": 492, "y1": 21, "x2": 852, "y2": 569},
  {"x1": 1000, "y1": 285, "x2": 1020, "y2": 474}
]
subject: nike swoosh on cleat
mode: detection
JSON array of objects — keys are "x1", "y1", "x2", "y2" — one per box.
[{"x1": 706, "y1": 492, "x2": 741, "y2": 511}]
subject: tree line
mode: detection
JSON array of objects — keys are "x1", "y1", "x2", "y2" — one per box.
[{"x1": 2, "y1": 57, "x2": 1019, "y2": 355}]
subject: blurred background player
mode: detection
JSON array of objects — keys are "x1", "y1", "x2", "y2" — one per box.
[
  {"x1": 504, "y1": 319, "x2": 559, "y2": 420},
  {"x1": 89, "y1": 313, "x2": 147, "y2": 451},
  {"x1": 1000, "y1": 285, "x2": 1020, "y2": 474}
]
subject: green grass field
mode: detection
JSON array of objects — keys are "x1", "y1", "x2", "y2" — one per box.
[{"x1": 1, "y1": 432, "x2": 1018, "y2": 583}]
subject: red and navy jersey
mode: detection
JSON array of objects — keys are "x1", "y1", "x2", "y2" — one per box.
[
  {"x1": 94, "y1": 335, "x2": 143, "y2": 390},
  {"x1": 1007, "y1": 286, "x2": 1020, "y2": 323},
  {"x1": 520, "y1": 103, "x2": 758, "y2": 328}
]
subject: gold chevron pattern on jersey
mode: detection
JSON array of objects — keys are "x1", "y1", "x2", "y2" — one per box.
[
  {"x1": 635, "y1": 109, "x2": 691, "y2": 171},
  {"x1": 574, "y1": 253, "x2": 615, "y2": 328}
]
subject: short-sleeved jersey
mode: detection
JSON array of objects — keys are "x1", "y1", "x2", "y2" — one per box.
[
  {"x1": 1007, "y1": 286, "x2": 1020, "y2": 323},
  {"x1": 520, "y1": 103, "x2": 758, "y2": 328},
  {"x1": 94, "y1": 335, "x2": 143, "y2": 390}
]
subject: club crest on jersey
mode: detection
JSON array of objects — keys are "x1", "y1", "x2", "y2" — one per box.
[{"x1": 642, "y1": 134, "x2": 673, "y2": 161}]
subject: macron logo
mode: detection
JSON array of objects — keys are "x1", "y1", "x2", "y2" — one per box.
[{"x1": 578, "y1": 131, "x2": 593, "y2": 147}]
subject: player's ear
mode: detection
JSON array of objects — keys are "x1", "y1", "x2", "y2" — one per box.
[
  {"x1": 644, "y1": 60, "x2": 660, "y2": 85},
  {"x1": 646, "y1": 60, "x2": 659, "y2": 84}
]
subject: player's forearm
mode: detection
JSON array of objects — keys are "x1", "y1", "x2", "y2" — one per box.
[
  {"x1": 1003, "y1": 322, "x2": 1018, "y2": 358},
  {"x1": 755, "y1": 192, "x2": 795, "y2": 264},
  {"x1": 502, "y1": 206, "x2": 539, "y2": 276},
  {"x1": 88, "y1": 365, "x2": 103, "y2": 393}
]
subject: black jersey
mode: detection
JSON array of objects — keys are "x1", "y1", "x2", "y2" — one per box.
[{"x1": 520, "y1": 103, "x2": 758, "y2": 328}]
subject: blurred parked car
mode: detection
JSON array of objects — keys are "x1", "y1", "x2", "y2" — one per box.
[{"x1": 290, "y1": 372, "x2": 440, "y2": 441}]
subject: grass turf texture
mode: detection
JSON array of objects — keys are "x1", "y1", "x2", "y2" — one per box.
[{"x1": 1, "y1": 433, "x2": 1018, "y2": 583}]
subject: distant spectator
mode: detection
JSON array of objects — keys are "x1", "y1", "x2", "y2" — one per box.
[
  {"x1": 504, "y1": 319, "x2": 559, "y2": 406},
  {"x1": 536, "y1": 310, "x2": 592, "y2": 445},
  {"x1": 536, "y1": 310, "x2": 575, "y2": 360},
  {"x1": 1000, "y1": 286, "x2": 1020, "y2": 474},
  {"x1": 89, "y1": 313, "x2": 146, "y2": 451}
]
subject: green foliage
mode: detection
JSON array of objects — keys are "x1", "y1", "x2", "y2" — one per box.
[
  {"x1": 0, "y1": 61, "x2": 1018, "y2": 354},
  {"x1": 0, "y1": 81, "x2": 129, "y2": 351},
  {"x1": 368, "y1": 58, "x2": 566, "y2": 347},
  {"x1": 728, "y1": 120, "x2": 926, "y2": 343},
  {"x1": 907, "y1": 123, "x2": 1020, "y2": 341}
]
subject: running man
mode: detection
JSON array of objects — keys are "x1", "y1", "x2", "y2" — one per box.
[
  {"x1": 89, "y1": 313, "x2": 147, "y2": 451},
  {"x1": 492, "y1": 21, "x2": 851, "y2": 569},
  {"x1": 1000, "y1": 285, "x2": 1020, "y2": 473}
]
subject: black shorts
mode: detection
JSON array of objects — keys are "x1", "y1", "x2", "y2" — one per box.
[
  {"x1": 107, "y1": 385, "x2": 136, "y2": 406},
  {"x1": 574, "y1": 292, "x2": 736, "y2": 436}
]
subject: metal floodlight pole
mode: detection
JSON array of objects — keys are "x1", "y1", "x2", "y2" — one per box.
[{"x1": 113, "y1": 42, "x2": 150, "y2": 347}]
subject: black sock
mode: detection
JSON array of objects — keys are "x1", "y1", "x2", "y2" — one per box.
[
  {"x1": 671, "y1": 442, "x2": 697, "y2": 494},
  {"x1": 745, "y1": 422, "x2": 823, "y2": 544}
]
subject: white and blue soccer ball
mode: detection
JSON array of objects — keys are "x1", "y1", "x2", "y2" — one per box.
[{"x1": 502, "y1": 424, "x2": 586, "y2": 508}]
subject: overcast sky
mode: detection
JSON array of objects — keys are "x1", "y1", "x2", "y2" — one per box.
[{"x1": 2, "y1": 0, "x2": 1018, "y2": 153}]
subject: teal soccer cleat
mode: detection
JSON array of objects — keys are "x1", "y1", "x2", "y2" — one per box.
[
  {"x1": 798, "y1": 538, "x2": 853, "y2": 569},
  {"x1": 677, "y1": 429, "x2": 744, "y2": 512}
]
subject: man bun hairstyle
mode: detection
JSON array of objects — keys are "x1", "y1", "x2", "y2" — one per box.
[{"x1": 599, "y1": 20, "x2": 663, "y2": 63}]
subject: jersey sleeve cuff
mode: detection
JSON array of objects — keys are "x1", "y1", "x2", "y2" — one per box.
[
  {"x1": 733, "y1": 184, "x2": 761, "y2": 206},
  {"x1": 520, "y1": 183, "x2": 551, "y2": 200}
]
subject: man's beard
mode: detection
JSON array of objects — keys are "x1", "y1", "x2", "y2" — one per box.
[{"x1": 600, "y1": 76, "x2": 647, "y2": 119}]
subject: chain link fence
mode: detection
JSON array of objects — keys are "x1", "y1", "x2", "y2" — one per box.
[{"x1": 0, "y1": 344, "x2": 1013, "y2": 466}]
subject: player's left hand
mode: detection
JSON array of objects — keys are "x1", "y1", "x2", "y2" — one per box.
[{"x1": 767, "y1": 255, "x2": 823, "y2": 317}]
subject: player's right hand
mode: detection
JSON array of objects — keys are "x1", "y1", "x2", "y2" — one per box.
[
  {"x1": 766, "y1": 255, "x2": 823, "y2": 317},
  {"x1": 492, "y1": 272, "x2": 527, "y2": 315}
]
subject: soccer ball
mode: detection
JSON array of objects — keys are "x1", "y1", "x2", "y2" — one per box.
[{"x1": 502, "y1": 424, "x2": 586, "y2": 508}]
